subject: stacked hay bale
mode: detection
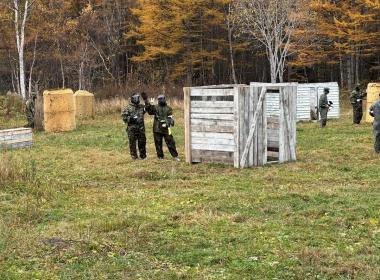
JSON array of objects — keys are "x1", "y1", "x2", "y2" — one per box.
[
  {"x1": 43, "y1": 89, "x2": 76, "y2": 132},
  {"x1": 74, "y1": 90, "x2": 95, "y2": 118},
  {"x1": 365, "y1": 83, "x2": 380, "y2": 123}
]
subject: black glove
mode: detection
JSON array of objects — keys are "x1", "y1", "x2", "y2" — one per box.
[{"x1": 141, "y1": 92, "x2": 148, "y2": 101}]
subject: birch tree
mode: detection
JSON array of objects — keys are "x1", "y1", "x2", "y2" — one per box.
[
  {"x1": 231, "y1": 0, "x2": 308, "y2": 83},
  {"x1": 10, "y1": 0, "x2": 33, "y2": 99}
]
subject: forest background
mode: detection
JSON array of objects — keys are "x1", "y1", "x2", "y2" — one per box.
[{"x1": 0, "y1": 0, "x2": 379, "y2": 100}]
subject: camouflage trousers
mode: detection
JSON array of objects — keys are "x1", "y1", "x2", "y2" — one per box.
[
  {"x1": 127, "y1": 126, "x2": 146, "y2": 159},
  {"x1": 352, "y1": 104, "x2": 363, "y2": 124},
  {"x1": 319, "y1": 108, "x2": 328, "y2": 128},
  {"x1": 373, "y1": 123, "x2": 380, "y2": 153},
  {"x1": 25, "y1": 114, "x2": 34, "y2": 128},
  {"x1": 153, "y1": 132, "x2": 178, "y2": 159}
]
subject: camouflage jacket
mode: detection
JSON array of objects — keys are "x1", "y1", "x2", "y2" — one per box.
[
  {"x1": 319, "y1": 93, "x2": 329, "y2": 109},
  {"x1": 25, "y1": 99, "x2": 35, "y2": 117},
  {"x1": 145, "y1": 102, "x2": 174, "y2": 134},
  {"x1": 121, "y1": 103, "x2": 146, "y2": 128},
  {"x1": 350, "y1": 90, "x2": 364, "y2": 105}
]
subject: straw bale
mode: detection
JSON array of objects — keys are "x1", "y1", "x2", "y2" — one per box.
[
  {"x1": 74, "y1": 90, "x2": 95, "y2": 118},
  {"x1": 43, "y1": 89, "x2": 76, "y2": 132},
  {"x1": 365, "y1": 83, "x2": 380, "y2": 123}
]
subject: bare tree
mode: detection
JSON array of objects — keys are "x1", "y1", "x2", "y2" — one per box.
[
  {"x1": 231, "y1": 0, "x2": 308, "y2": 83},
  {"x1": 9, "y1": 0, "x2": 33, "y2": 99}
]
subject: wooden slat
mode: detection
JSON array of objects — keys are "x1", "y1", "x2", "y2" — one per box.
[
  {"x1": 1, "y1": 138, "x2": 33, "y2": 145},
  {"x1": 191, "y1": 113, "x2": 234, "y2": 121},
  {"x1": 192, "y1": 143, "x2": 235, "y2": 152},
  {"x1": 191, "y1": 101, "x2": 234, "y2": 108},
  {"x1": 0, "y1": 133, "x2": 32, "y2": 141},
  {"x1": 234, "y1": 87, "x2": 240, "y2": 168},
  {"x1": 0, "y1": 128, "x2": 32, "y2": 135},
  {"x1": 191, "y1": 119, "x2": 234, "y2": 126},
  {"x1": 191, "y1": 125, "x2": 234, "y2": 134},
  {"x1": 191, "y1": 132, "x2": 234, "y2": 140},
  {"x1": 239, "y1": 87, "x2": 267, "y2": 168},
  {"x1": 192, "y1": 137, "x2": 234, "y2": 146},
  {"x1": 191, "y1": 107, "x2": 234, "y2": 114},
  {"x1": 192, "y1": 150, "x2": 234, "y2": 164},
  {"x1": 184, "y1": 87, "x2": 192, "y2": 163},
  {"x1": 190, "y1": 88, "x2": 235, "y2": 97}
]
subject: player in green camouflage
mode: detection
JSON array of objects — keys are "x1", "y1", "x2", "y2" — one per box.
[
  {"x1": 25, "y1": 92, "x2": 37, "y2": 128},
  {"x1": 350, "y1": 84, "x2": 365, "y2": 124},
  {"x1": 319, "y1": 88, "x2": 333, "y2": 128},
  {"x1": 369, "y1": 93, "x2": 380, "y2": 153},
  {"x1": 143, "y1": 92, "x2": 180, "y2": 161},
  {"x1": 121, "y1": 94, "x2": 147, "y2": 160}
]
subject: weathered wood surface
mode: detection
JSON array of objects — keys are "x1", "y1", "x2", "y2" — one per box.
[
  {"x1": 34, "y1": 93, "x2": 44, "y2": 131},
  {"x1": 190, "y1": 88, "x2": 235, "y2": 97},
  {"x1": 239, "y1": 86, "x2": 267, "y2": 168},
  {"x1": 192, "y1": 150, "x2": 234, "y2": 164},
  {"x1": 0, "y1": 128, "x2": 33, "y2": 149},
  {"x1": 184, "y1": 84, "x2": 296, "y2": 168},
  {"x1": 184, "y1": 87, "x2": 192, "y2": 163}
]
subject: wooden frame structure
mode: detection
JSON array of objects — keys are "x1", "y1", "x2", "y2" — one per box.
[
  {"x1": 0, "y1": 128, "x2": 33, "y2": 149},
  {"x1": 184, "y1": 84, "x2": 297, "y2": 168}
]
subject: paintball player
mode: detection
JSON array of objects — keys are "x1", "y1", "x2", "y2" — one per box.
[
  {"x1": 24, "y1": 92, "x2": 37, "y2": 128},
  {"x1": 142, "y1": 92, "x2": 180, "y2": 161},
  {"x1": 121, "y1": 93, "x2": 147, "y2": 160},
  {"x1": 350, "y1": 84, "x2": 365, "y2": 124},
  {"x1": 319, "y1": 88, "x2": 333, "y2": 128},
  {"x1": 369, "y1": 93, "x2": 380, "y2": 153}
]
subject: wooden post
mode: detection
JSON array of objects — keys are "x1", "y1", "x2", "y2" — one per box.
[
  {"x1": 183, "y1": 87, "x2": 192, "y2": 163},
  {"x1": 34, "y1": 92, "x2": 44, "y2": 131},
  {"x1": 239, "y1": 87, "x2": 266, "y2": 168}
]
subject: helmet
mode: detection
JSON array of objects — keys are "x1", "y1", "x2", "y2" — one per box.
[
  {"x1": 158, "y1": 95, "x2": 166, "y2": 106},
  {"x1": 324, "y1": 88, "x2": 329, "y2": 94},
  {"x1": 355, "y1": 84, "x2": 361, "y2": 91},
  {"x1": 31, "y1": 92, "x2": 37, "y2": 98},
  {"x1": 131, "y1": 94, "x2": 140, "y2": 105}
]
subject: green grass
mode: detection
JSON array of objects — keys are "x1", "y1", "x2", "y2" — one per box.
[{"x1": 0, "y1": 108, "x2": 379, "y2": 279}]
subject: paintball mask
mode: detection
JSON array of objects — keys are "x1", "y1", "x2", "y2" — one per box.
[
  {"x1": 158, "y1": 95, "x2": 166, "y2": 106},
  {"x1": 131, "y1": 94, "x2": 140, "y2": 105},
  {"x1": 324, "y1": 88, "x2": 330, "y2": 94}
]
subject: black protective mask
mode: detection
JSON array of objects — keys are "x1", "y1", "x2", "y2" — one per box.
[
  {"x1": 158, "y1": 95, "x2": 166, "y2": 106},
  {"x1": 131, "y1": 94, "x2": 140, "y2": 105}
]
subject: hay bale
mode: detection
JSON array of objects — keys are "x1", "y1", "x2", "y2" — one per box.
[
  {"x1": 43, "y1": 89, "x2": 76, "y2": 132},
  {"x1": 74, "y1": 90, "x2": 95, "y2": 118},
  {"x1": 365, "y1": 83, "x2": 380, "y2": 123}
]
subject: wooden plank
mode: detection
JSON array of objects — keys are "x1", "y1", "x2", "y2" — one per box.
[
  {"x1": 0, "y1": 128, "x2": 32, "y2": 134},
  {"x1": 1, "y1": 142, "x2": 33, "y2": 149},
  {"x1": 261, "y1": 88, "x2": 268, "y2": 165},
  {"x1": 248, "y1": 86, "x2": 255, "y2": 167},
  {"x1": 267, "y1": 151, "x2": 279, "y2": 158},
  {"x1": 0, "y1": 133, "x2": 32, "y2": 141},
  {"x1": 35, "y1": 92, "x2": 44, "y2": 131},
  {"x1": 190, "y1": 119, "x2": 234, "y2": 126},
  {"x1": 239, "y1": 87, "x2": 267, "y2": 168},
  {"x1": 190, "y1": 88, "x2": 235, "y2": 97},
  {"x1": 191, "y1": 107, "x2": 234, "y2": 114},
  {"x1": 191, "y1": 125, "x2": 235, "y2": 134},
  {"x1": 192, "y1": 150, "x2": 234, "y2": 165},
  {"x1": 191, "y1": 143, "x2": 235, "y2": 152},
  {"x1": 192, "y1": 137, "x2": 235, "y2": 146},
  {"x1": 191, "y1": 132, "x2": 234, "y2": 140},
  {"x1": 233, "y1": 87, "x2": 240, "y2": 168},
  {"x1": 1, "y1": 138, "x2": 33, "y2": 145},
  {"x1": 191, "y1": 113, "x2": 235, "y2": 121},
  {"x1": 191, "y1": 101, "x2": 234, "y2": 108},
  {"x1": 183, "y1": 87, "x2": 192, "y2": 163}
]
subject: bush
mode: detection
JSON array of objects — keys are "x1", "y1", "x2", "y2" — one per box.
[{"x1": 0, "y1": 95, "x2": 24, "y2": 117}]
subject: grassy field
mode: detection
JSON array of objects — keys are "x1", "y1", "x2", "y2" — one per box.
[{"x1": 0, "y1": 104, "x2": 379, "y2": 279}]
